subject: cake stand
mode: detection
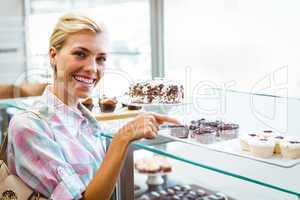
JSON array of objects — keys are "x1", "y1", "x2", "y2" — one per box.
[
  {"x1": 136, "y1": 170, "x2": 172, "y2": 192},
  {"x1": 119, "y1": 95, "x2": 187, "y2": 114}
]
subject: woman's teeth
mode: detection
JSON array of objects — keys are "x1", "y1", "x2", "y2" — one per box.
[{"x1": 74, "y1": 75, "x2": 94, "y2": 84}]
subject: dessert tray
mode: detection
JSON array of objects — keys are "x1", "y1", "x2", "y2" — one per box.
[{"x1": 159, "y1": 129, "x2": 300, "y2": 168}]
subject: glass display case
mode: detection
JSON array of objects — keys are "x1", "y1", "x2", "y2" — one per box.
[
  {"x1": 101, "y1": 89, "x2": 300, "y2": 200},
  {"x1": 1, "y1": 89, "x2": 300, "y2": 200}
]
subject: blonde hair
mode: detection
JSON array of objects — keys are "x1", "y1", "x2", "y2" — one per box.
[{"x1": 49, "y1": 12, "x2": 103, "y2": 50}]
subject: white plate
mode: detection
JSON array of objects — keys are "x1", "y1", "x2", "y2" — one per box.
[{"x1": 159, "y1": 130, "x2": 300, "y2": 168}]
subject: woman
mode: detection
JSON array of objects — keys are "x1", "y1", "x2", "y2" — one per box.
[{"x1": 7, "y1": 13, "x2": 179, "y2": 200}]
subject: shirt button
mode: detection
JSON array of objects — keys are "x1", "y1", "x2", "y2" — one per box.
[{"x1": 57, "y1": 167, "x2": 64, "y2": 176}]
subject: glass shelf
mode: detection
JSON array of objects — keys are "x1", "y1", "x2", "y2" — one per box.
[
  {"x1": 102, "y1": 133, "x2": 300, "y2": 198},
  {"x1": 101, "y1": 88, "x2": 300, "y2": 198}
]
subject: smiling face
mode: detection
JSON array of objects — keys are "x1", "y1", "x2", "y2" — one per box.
[{"x1": 50, "y1": 31, "x2": 107, "y2": 105}]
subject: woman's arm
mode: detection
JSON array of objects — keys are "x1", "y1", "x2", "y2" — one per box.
[
  {"x1": 83, "y1": 112, "x2": 180, "y2": 200},
  {"x1": 83, "y1": 134, "x2": 129, "y2": 200}
]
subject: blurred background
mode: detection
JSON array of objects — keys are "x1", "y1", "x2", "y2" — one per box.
[{"x1": 1, "y1": 0, "x2": 300, "y2": 98}]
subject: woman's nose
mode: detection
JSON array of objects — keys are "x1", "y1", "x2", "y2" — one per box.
[{"x1": 86, "y1": 59, "x2": 98, "y2": 73}]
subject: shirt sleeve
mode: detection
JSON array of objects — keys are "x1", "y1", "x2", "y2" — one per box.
[{"x1": 8, "y1": 112, "x2": 85, "y2": 200}]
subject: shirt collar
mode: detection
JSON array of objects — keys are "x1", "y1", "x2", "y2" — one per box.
[
  {"x1": 78, "y1": 102, "x2": 101, "y2": 131},
  {"x1": 42, "y1": 85, "x2": 86, "y2": 122}
]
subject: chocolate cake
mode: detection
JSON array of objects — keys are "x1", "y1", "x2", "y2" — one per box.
[{"x1": 128, "y1": 79, "x2": 184, "y2": 104}]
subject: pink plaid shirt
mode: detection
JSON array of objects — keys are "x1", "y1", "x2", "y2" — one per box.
[{"x1": 7, "y1": 86, "x2": 106, "y2": 200}]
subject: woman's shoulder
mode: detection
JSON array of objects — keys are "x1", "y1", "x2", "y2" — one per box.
[{"x1": 9, "y1": 109, "x2": 53, "y2": 139}]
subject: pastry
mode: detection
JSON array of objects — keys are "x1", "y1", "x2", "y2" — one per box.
[
  {"x1": 81, "y1": 97, "x2": 94, "y2": 111},
  {"x1": 249, "y1": 138, "x2": 275, "y2": 158},
  {"x1": 280, "y1": 140, "x2": 300, "y2": 159},
  {"x1": 240, "y1": 133, "x2": 259, "y2": 151},
  {"x1": 154, "y1": 155, "x2": 173, "y2": 172},
  {"x1": 99, "y1": 96, "x2": 117, "y2": 113},
  {"x1": 136, "y1": 184, "x2": 229, "y2": 200},
  {"x1": 128, "y1": 79, "x2": 184, "y2": 104},
  {"x1": 169, "y1": 125, "x2": 189, "y2": 138},
  {"x1": 217, "y1": 123, "x2": 239, "y2": 140},
  {"x1": 203, "y1": 120, "x2": 223, "y2": 128},
  {"x1": 260, "y1": 130, "x2": 274, "y2": 138},
  {"x1": 271, "y1": 135, "x2": 285, "y2": 154},
  {"x1": 135, "y1": 156, "x2": 172, "y2": 173},
  {"x1": 191, "y1": 127, "x2": 217, "y2": 144},
  {"x1": 188, "y1": 119, "x2": 239, "y2": 143}
]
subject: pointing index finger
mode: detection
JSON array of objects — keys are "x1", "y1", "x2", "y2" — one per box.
[{"x1": 151, "y1": 112, "x2": 181, "y2": 125}]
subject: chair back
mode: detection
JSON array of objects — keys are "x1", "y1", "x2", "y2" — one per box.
[{"x1": 0, "y1": 83, "x2": 47, "y2": 99}]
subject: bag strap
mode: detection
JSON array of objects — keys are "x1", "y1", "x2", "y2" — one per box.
[
  {"x1": 0, "y1": 110, "x2": 45, "y2": 165},
  {"x1": 27, "y1": 191, "x2": 41, "y2": 200},
  {"x1": 0, "y1": 111, "x2": 46, "y2": 200},
  {"x1": 0, "y1": 130, "x2": 8, "y2": 164}
]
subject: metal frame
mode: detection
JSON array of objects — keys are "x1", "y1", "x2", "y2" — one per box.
[
  {"x1": 23, "y1": 0, "x2": 31, "y2": 82},
  {"x1": 150, "y1": 0, "x2": 165, "y2": 79},
  {"x1": 117, "y1": 146, "x2": 134, "y2": 200}
]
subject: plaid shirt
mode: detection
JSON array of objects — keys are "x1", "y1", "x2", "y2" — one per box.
[{"x1": 7, "y1": 86, "x2": 106, "y2": 200}]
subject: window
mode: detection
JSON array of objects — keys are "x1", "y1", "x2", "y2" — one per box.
[
  {"x1": 164, "y1": 0, "x2": 300, "y2": 98},
  {"x1": 26, "y1": 0, "x2": 151, "y2": 97}
]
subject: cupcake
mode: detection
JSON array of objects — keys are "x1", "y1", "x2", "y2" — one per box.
[
  {"x1": 280, "y1": 140, "x2": 300, "y2": 159},
  {"x1": 134, "y1": 158, "x2": 160, "y2": 173},
  {"x1": 169, "y1": 125, "x2": 189, "y2": 138},
  {"x1": 99, "y1": 96, "x2": 117, "y2": 113},
  {"x1": 191, "y1": 126, "x2": 216, "y2": 144},
  {"x1": 240, "y1": 133, "x2": 259, "y2": 151},
  {"x1": 271, "y1": 135, "x2": 285, "y2": 154},
  {"x1": 203, "y1": 120, "x2": 223, "y2": 128},
  {"x1": 249, "y1": 138, "x2": 275, "y2": 158},
  {"x1": 81, "y1": 97, "x2": 94, "y2": 111},
  {"x1": 260, "y1": 130, "x2": 274, "y2": 138},
  {"x1": 189, "y1": 119, "x2": 206, "y2": 131},
  {"x1": 218, "y1": 123, "x2": 239, "y2": 140},
  {"x1": 154, "y1": 155, "x2": 173, "y2": 172},
  {"x1": 191, "y1": 118, "x2": 206, "y2": 126}
]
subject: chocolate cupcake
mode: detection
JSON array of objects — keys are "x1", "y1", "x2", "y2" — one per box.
[
  {"x1": 81, "y1": 97, "x2": 94, "y2": 111},
  {"x1": 218, "y1": 123, "x2": 239, "y2": 140},
  {"x1": 203, "y1": 120, "x2": 223, "y2": 128},
  {"x1": 169, "y1": 125, "x2": 189, "y2": 138},
  {"x1": 99, "y1": 96, "x2": 117, "y2": 113},
  {"x1": 191, "y1": 118, "x2": 206, "y2": 126},
  {"x1": 191, "y1": 127, "x2": 217, "y2": 144}
]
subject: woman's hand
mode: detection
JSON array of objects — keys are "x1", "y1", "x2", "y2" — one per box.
[{"x1": 115, "y1": 112, "x2": 180, "y2": 143}]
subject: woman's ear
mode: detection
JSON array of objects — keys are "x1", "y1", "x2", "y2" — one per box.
[
  {"x1": 49, "y1": 47, "x2": 58, "y2": 75},
  {"x1": 49, "y1": 47, "x2": 57, "y2": 66}
]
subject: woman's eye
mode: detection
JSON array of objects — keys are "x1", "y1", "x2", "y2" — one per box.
[
  {"x1": 74, "y1": 51, "x2": 86, "y2": 59},
  {"x1": 96, "y1": 57, "x2": 106, "y2": 64}
]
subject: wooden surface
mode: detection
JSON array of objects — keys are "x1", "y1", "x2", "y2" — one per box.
[{"x1": 94, "y1": 109, "x2": 141, "y2": 121}]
